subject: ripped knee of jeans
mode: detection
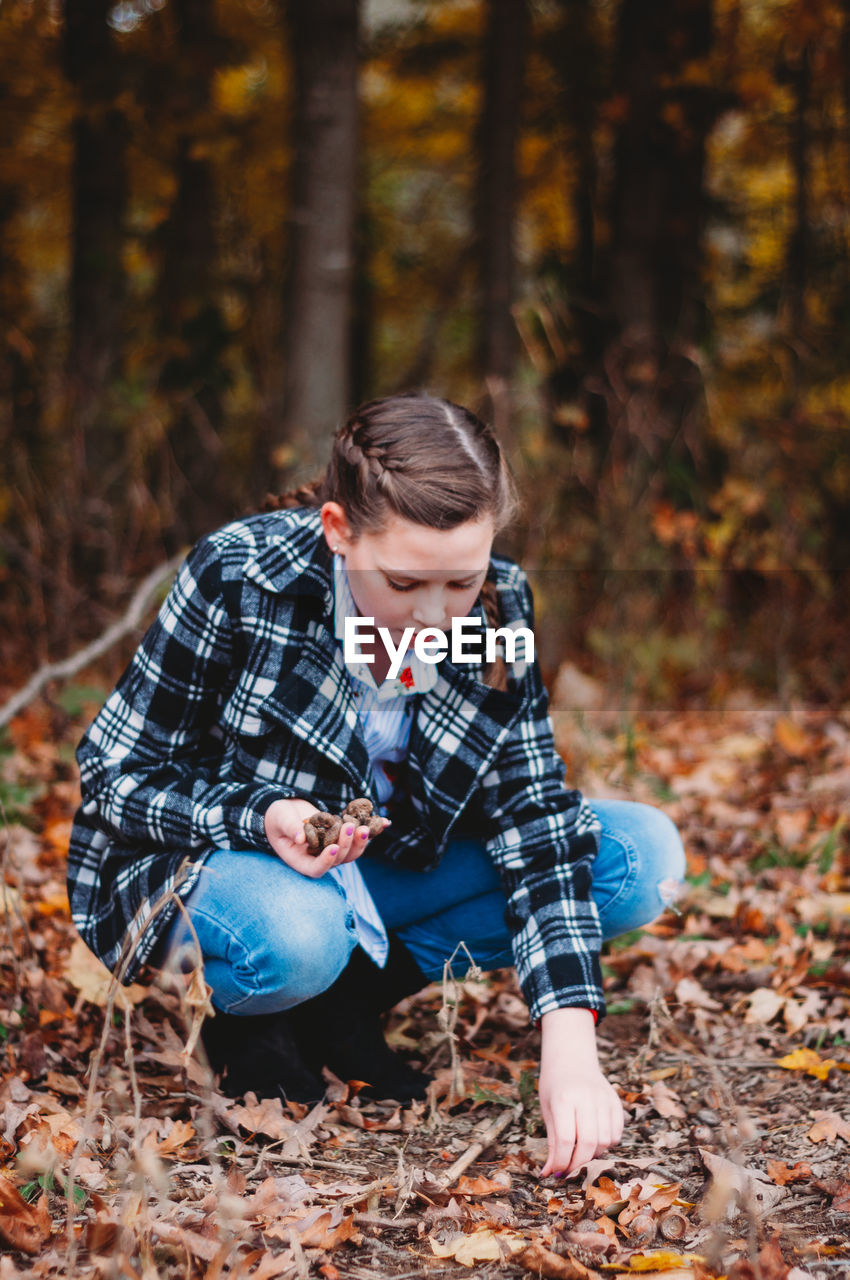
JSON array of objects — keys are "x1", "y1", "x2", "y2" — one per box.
[{"x1": 657, "y1": 875, "x2": 685, "y2": 914}]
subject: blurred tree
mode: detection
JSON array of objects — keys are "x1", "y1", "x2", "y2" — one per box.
[
  {"x1": 279, "y1": 0, "x2": 360, "y2": 466},
  {"x1": 474, "y1": 0, "x2": 528, "y2": 447},
  {"x1": 63, "y1": 0, "x2": 128, "y2": 456},
  {"x1": 598, "y1": 0, "x2": 720, "y2": 511},
  {"x1": 155, "y1": 0, "x2": 232, "y2": 544}
]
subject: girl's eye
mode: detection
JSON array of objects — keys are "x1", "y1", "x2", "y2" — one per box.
[{"x1": 386, "y1": 578, "x2": 479, "y2": 593}]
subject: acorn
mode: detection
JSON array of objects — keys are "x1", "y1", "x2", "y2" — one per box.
[
  {"x1": 659, "y1": 1210, "x2": 689, "y2": 1242},
  {"x1": 342, "y1": 797, "x2": 385, "y2": 837},
  {"x1": 627, "y1": 1212, "x2": 657, "y2": 1246},
  {"x1": 303, "y1": 811, "x2": 342, "y2": 851},
  {"x1": 303, "y1": 797, "x2": 384, "y2": 851}
]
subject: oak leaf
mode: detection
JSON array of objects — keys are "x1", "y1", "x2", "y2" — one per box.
[
  {"x1": 806, "y1": 1110, "x2": 850, "y2": 1143},
  {"x1": 0, "y1": 1178, "x2": 50, "y2": 1256}
]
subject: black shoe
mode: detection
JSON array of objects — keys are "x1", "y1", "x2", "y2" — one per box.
[
  {"x1": 288, "y1": 936, "x2": 432, "y2": 1102},
  {"x1": 200, "y1": 1007, "x2": 325, "y2": 1105}
]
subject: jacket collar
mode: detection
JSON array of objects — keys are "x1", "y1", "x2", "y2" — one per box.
[{"x1": 243, "y1": 508, "x2": 334, "y2": 605}]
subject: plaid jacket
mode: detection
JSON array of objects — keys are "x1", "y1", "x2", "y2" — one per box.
[{"x1": 68, "y1": 507, "x2": 604, "y2": 1021}]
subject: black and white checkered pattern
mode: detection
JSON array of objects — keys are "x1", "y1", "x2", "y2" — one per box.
[{"x1": 67, "y1": 507, "x2": 605, "y2": 1020}]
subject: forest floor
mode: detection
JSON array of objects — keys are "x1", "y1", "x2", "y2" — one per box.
[{"x1": 0, "y1": 674, "x2": 848, "y2": 1279}]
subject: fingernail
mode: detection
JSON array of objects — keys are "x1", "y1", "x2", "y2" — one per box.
[
  {"x1": 345, "y1": 825, "x2": 354, "y2": 837},
  {"x1": 554, "y1": 1172, "x2": 563, "y2": 1179},
  {"x1": 328, "y1": 846, "x2": 339, "y2": 857},
  {"x1": 360, "y1": 831, "x2": 369, "y2": 840}
]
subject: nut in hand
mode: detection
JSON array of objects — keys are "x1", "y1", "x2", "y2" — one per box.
[{"x1": 303, "y1": 797, "x2": 383, "y2": 851}]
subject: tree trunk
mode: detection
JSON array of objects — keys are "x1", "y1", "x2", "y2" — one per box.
[
  {"x1": 280, "y1": 0, "x2": 360, "y2": 469},
  {"x1": 597, "y1": 0, "x2": 718, "y2": 515},
  {"x1": 474, "y1": 0, "x2": 528, "y2": 448},
  {"x1": 156, "y1": 0, "x2": 229, "y2": 545},
  {"x1": 786, "y1": 39, "x2": 811, "y2": 402},
  {"x1": 64, "y1": 0, "x2": 127, "y2": 458}
]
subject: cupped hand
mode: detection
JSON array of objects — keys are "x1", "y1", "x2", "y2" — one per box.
[{"x1": 263, "y1": 798, "x2": 390, "y2": 878}]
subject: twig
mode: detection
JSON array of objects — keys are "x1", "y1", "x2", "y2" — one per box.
[
  {"x1": 353, "y1": 1213, "x2": 419, "y2": 1230},
  {"x1": 440, "y1": 1105, "x2": 520, "y2": 1187},
  {"x1": 0, "y1": 553, "x2": 184, "y2": 729}
]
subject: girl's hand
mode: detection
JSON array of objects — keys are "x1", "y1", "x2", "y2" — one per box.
[
  {"x1": 264, "y1": 798, "x2": 389, "y2": 879},
  {"x1": 538, "y1": 1007, "x2": 624, "y2": 1178}
]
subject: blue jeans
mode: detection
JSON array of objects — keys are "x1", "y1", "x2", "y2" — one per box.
[{"x1": 165, "y1": 799, "x2": 685, "y2": 1015}]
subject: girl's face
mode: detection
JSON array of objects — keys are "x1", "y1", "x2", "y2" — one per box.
[{"x1": 320, "y1": 504, "x2": 495, "y2": 641}]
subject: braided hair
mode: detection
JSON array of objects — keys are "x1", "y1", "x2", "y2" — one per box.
[{"x1": 267, "y1": 392, "x2": 519, "y2": 688}]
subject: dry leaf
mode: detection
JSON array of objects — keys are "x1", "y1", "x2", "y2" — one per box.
[
  {"x1": 699, "y1": 1150, "x2": 786, "y2": 1218},
  {"x1": 429, "y1": 1225, "x2": 526, "y2": 1266},
  {"x1": 765, "y1": 1160, "x2": 811, "y2": 1187},
  {"x1": 674, "y1": 979, "x2": 721, "y2": 1011},
  {"x1": 727, "y1": 1235, "x2": 790, "y2": 1280},
  {"x1": 454, "y1": 1172, "x2": 512, "y2": 1197},
  {"x1": 0, "y1": 1178, "x2": 50, "y2": 1256},
  {"x1": 744, "y1": 988, "x2": 785, "y2": 1024},
  {"x1": 586, "y1": 1177, "x2": 623, "y2": 1209},
  {"x1": 63, "y1": 938, "x2": 148, "y2": 1011},
  {"x1": 291, "y1": 1207, "x2": 362, "y2": 1250},
  {"x1": 516, "y1": 1241, "x2": 599, "y2": 1279},
  {"x1": 220, "y1": 1095, "x2": 299, "y2": 1142},
  {"x1": 624, "y1": 1253, "x2": 705, "y2": 1271},
  {"x1": 806, "y1": 1110, "x2": 850, "y2": 1143},
  {"x1": 776, "y1": 1048, "x2": 836, "y2": 1081},
  {"x1": 333, "y1": 1103, "x2": 402, "y2": 1131},
  {"x1": 648, "y1": 1081, "x2": 686, "y2": 1120}
]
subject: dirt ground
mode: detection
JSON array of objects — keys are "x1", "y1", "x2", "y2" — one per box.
[{"x1": 0, "y1": 688, "x2": 848, "y2": 1278}]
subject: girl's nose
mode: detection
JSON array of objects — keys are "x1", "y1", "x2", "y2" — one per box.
[{"x1": 412, "y1": 590, "x2": 449, "y2": 628}]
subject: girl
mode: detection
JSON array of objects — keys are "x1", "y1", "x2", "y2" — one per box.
[{"x1": 68, "y1": 393, "x2": 686, "y2": 1178}]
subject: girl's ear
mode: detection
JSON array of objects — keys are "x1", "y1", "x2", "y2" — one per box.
[{"x1": 320, "y1": 502, "x2": 355, "y2": 555}]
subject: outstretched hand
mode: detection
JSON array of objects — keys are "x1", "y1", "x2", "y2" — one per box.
[
  {"x1": 538, "y1": 1007, "x2": 625, "y2": 1178},
  {"x1": 264, "y1": 798, "x2": 389, "y2": 879}
]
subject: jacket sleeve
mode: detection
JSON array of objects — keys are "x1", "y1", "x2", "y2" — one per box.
[
  {"x1": 479, "y1": 573, "x2": 605, "y2": 1023},
  {"x1": 76, "y1": 536, "x2": 285, "y2": 854}
]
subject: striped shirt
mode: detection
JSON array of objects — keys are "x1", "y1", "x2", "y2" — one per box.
[{"x1": 327, "y1": 555, "x2": 439, "y2": 966}]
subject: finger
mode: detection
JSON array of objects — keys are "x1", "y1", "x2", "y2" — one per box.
[
  {"x1": 340, "y1": 825, "x2": 370, "y2": 863},
  {"x1": 565, "y1": 1133, "x2": 598, "y2": 1177},
  {"x1": 540, "y1": 1114, "x2": 575, "y2": 1179},
  {"x1": 279, "y1": 842, "x2": 340, "y2": 879}
]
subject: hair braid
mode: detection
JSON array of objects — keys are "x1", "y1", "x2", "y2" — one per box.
[
  {"x1": 265, "y1": 389, "x2": 518, "y2": 539},
  {"x1": 479, "y1": 578, "x2": 508, "y2": 691}
]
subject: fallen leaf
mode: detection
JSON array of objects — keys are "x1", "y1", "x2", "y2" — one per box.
[
  {"x1": 429, "y1": 1225, "x2": 526, "y2": 1265},
  {"x1": 776, "y1": 1047, "x2": 837, "y2": 1081},
  {"x1": 727, "y1": 1235, "x2": 790, "y2": 1280},
  {"x1": 153, "y1": 1119, "x2": 196, "y2": 1158},
  {"x1": 699, "y1": 1150, "x2": 786, "y2": 1218},
  {"x1": 744, "y1": 988, "x2": 785, "y2": 1025},
  {"x1": 515, "y1": 1241, "x2": 599, "y2": 1279},
  {"x1": 624, "y1": 1253, "x2": 705, "y2": 1272},
  {"x1": 648, "y1": 1081, "x2": 686, "y2": 1120},
  {"x1": 774, "y1": 717, "x2": 814, "y2": 758},
  {"x1": 586, "y1": 1177, "x2": 623, "y2": 1209},
  {"x1": 333, "y1": 1103, "x2": 402, "y2": 1131},
  {"x1": 0, "y1": 1178, "x2": 51, "y2": 1256},
  {"x1": 217, "y1": 1095, "x2": 299, "y2": 1143},
  {"x1": 455, "y1": 1172, "x2": 512, "y2": 1197},
  {"x1": 674, "y1": 979, "x2": 721, "y2": 1011},
  {"x1": 806, "y1": 1110, "x2": 850, "y2": 1143},
  {"x1": 765, "y1": 1160, "x2": 811, "y2": 1187},
  {"x1": 63, "y1": 938, "x2": 147, "y2": 1011},
  {"x1": 292, "y1": 1207, "x2": 362, "y2": 1250}
]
